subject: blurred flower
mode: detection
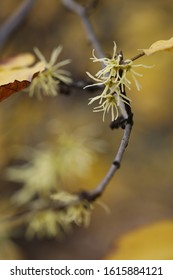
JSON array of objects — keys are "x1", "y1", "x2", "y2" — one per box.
[
  {"x1": 5, "y1": 124, "x2": 105, "y2": 204},
  {"x1": 26, "y1": 194, "x2": 93, "y2": 238},
  {"x1": 51, "y1": 191, "x2": 93, "y2": 227},
  {"x1": 85, "y1": 42, "x2": 151, "y2": 121},
  {"x1": 50, "y1": 191, "x2": 78, "y2": 205},
  {"x1": 6, "y1": 149, "x2": 59, "y2": 204},
  {"x1": 26, "y1": 209, "x2": 64, "y2": 238},
  {"x1": 54, "y1": 129, "x2": 103, "y2": 182},
  {"x1": 28, "y1": 46, "x2": 72, "y2": 99}
]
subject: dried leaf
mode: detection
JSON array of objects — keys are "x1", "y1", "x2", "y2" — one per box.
[
  {"x1": 0, "y1": 80, "x2": 31, "y2": 102},
  {"x1": 140, "y1": 37, "x2": 173, "y2": 55},
  {"x1": 0, "y1": 56, "x2": 45, "y2": 102}
]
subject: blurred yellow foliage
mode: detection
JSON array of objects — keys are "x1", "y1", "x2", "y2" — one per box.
[
  {"x1": 0, "y1": 239, "x2": 23, "y2": 260},
  {"x1": 105, "y1": 220, "x2": 173, "y2": 260}
]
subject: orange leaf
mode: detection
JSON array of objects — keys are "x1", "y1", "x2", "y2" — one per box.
[{"x1": 140, "y1": 37, "x2": 173, "y2": 56}]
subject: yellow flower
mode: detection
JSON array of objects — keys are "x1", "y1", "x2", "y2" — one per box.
[
  {"x1": 90, "y1": 93, "x2": 130, "y2": 122},
  {"x1": 85, "y1": 42, "x2": 151, "y2": 121},
  {"x1": 29, "y1": 46, "x2": 72, "y2": 99}
]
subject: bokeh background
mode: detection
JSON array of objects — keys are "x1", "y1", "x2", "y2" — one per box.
[{"x1": 0, "y1": 0, "x2": 173, "y2": 260}]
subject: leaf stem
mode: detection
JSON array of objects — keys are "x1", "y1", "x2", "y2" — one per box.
[{"x1": 131, "y1": 51, "x2": 145, "y2": 62}]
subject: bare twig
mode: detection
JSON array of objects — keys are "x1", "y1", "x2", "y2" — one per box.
[
  {"x1": 61, "y1": 0, "x2": 105, "y2": 61},
  {"x1": 0, "y1": 0, "x2": 35, "y2": 50},
  {"x1": 80, "y1": 122, "x2": 133, "y2": 202},
  {"x1": 131, "y1": 51, "x2": 145, "y2": 61},
  {"x1": 59, "y1": 80, "x2": 103, "y2": 95}
]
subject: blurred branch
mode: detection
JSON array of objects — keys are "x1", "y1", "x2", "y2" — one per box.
[
  {"x1": 59, "y1": 79, "x2": 102, "y2": 95},
  {"x1": 61, "y1": 0, "x2": 105, "y2": 61},
  {"x1": 0, "y1": 0, "x2": 35, "y2": 50}
]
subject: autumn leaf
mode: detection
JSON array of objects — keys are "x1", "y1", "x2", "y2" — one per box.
[
  {"x1": 0, "y1": 53, "x2": 35, "y2": 70},
  {"x1": 0, "y1": 53, "x2": 45, "y2": 102},
  {"x1": 104, "y1": 220, "x2": 173, "y2": 260},
  {"x1": 140, "y1": 37, "x2": 173, "y2": 56},
  {"x1": 0, "y1": 80, "x2": 31, "y2": 102}
]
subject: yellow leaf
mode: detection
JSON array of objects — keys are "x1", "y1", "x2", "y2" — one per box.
[
  {"x1": 140, "y1": 37, "x2": 173, "y2": 55},
  {"x1": 105, "y1": 220, "x2": 173, "y2": 260},
  {"x1": 0, "y1": 53, "x2": 35, "y2": 70},
  {"x1": 0, "y1": 62, "x2": 45, "y2": 86}
]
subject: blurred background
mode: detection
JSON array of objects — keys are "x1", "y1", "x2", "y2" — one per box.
[{"x1": 0, "y1": 0, "x2": 173, "y2": 260}]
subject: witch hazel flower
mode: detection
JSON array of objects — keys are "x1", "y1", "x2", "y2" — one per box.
[
  {"x1": 85, "y1": 42, "x2": 152, "y2": 121},
  {"x1": 29, "y1": 46, "x2": 72, "y2": 99}
]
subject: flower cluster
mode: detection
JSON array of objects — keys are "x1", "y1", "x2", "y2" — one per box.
[
  {"x1": 85, "y1": 42, "x2": 151, "y2": 121},
  {"x1": 29, "y1": 46, "x2": 72, "y2": 99},
  {"x1": 5, "y1": 122, "x2": 104, "y2": 238},
  {"x1": 6, "y1": 129, "x2": 102, "y2": 205},
  {"x1": 25, "y1": 192, "x2": 93, "y2": 238}
]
